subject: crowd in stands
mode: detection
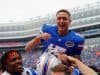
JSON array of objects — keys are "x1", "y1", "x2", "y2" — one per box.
[
  {"x1": 81, "y1": 43, "x2": 100, "y2": 70},
  {"x1": 21, "y1": 50, "x2": 42, "y2": 69}
]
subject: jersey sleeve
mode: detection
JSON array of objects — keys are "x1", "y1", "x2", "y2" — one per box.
[
  {"x1": 74, "y1": 36, "x2": 85, "y2": 55},
  {"x1": 41, "y1": 24, "x2": 52, "y2": 33}
]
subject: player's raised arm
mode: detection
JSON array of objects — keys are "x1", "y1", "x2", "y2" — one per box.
[{"x1": 25, "y1": 33, "x2": 51, "y2": 51}]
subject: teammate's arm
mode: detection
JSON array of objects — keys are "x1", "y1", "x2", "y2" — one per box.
[
  {"x1": 73, "y1": 55, "x2": 81, "y2": 61},
  {"x1": 67, "y1": 56, "x2": 97, "y2": 75},
  {"x1": 25, "y1": 35, "x2": 42, "y2": 51},
  {"x1": 57, "y1": 53, "x2": 97, "y2": 75}
]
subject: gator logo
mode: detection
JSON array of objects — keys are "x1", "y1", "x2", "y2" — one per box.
[{"x1": 65, "y1": 41, "x2": 75, "y2": 47}]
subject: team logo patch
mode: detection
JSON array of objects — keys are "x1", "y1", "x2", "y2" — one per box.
[{"x1": 65, "y1": 41, "x2": 75, "y2": 47}]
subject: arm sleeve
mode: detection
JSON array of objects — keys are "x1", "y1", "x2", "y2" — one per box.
[
  {"x1": 41, "y1": 24, "x2": 52, "y2": 33},
  {"x1": 74, "y1": 37, "x2": 85, "y2": 55}
]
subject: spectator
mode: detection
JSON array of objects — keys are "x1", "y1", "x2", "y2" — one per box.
[{"x1": 0, "y1": 50, "x2": 37, "y2": 75}]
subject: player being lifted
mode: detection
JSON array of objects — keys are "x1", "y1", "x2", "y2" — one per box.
[{"x1": 25, "y1": 9, "x2": 85, "y2": 60}]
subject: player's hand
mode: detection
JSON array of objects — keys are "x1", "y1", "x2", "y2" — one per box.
[{"x1": 38, "y1": 33, "x2": 51, "y2": 41}]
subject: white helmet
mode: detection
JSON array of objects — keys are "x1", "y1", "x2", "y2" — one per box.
[{"x1": 36, "y1": 49, "x2": 61, "y2": 75}]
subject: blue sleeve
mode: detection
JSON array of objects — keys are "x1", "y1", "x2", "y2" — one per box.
[
  {"x1": 30, "y1": 69, "x2": 37, "y2": 75},
  {"x1": 74, "y1": 37, "x2": 85, "y2": 55},
  {"x1": 71, "y1": 68, "x2": 82, "y2": 75},
  {"x1": 41, "y1": 24, "x2": 52, "y2": 33}
]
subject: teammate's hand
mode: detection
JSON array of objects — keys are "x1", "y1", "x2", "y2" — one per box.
[
  {"x1": 56, "y1": 52, "x2": 68, "y2": 64},
  {"x1": 56, "y1": 53, "x2": 77, "y2": 65}
]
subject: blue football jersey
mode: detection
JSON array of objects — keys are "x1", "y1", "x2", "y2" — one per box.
[{"x1": 41, "y1": 24, "x2": 85, "y2": 56}]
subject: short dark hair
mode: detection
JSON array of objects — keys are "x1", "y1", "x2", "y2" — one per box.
[
  {"x1": 56, "y1": 9, "x2": 71, "y2": 17},
  {"x1": 51, "y1": 64, "x2": 70, "y2": 75},
  {"x1": 0, "y1": 50, "x2": 21, "y2": 71}
]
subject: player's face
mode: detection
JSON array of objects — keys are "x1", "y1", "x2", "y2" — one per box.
[
  {"x1": 56, "y1": 12, "x2": 71, "y2": 36},
  {"x1": 51, "y1": 72, "x2": 66, "y2": 75},
  {"x1": 5, "y1": 52, "x2": 23, "y2": 73}
]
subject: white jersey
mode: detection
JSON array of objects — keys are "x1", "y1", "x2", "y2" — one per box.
[{"x1": 36, "y1": 50, "x2": 61, "y2": 75}]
